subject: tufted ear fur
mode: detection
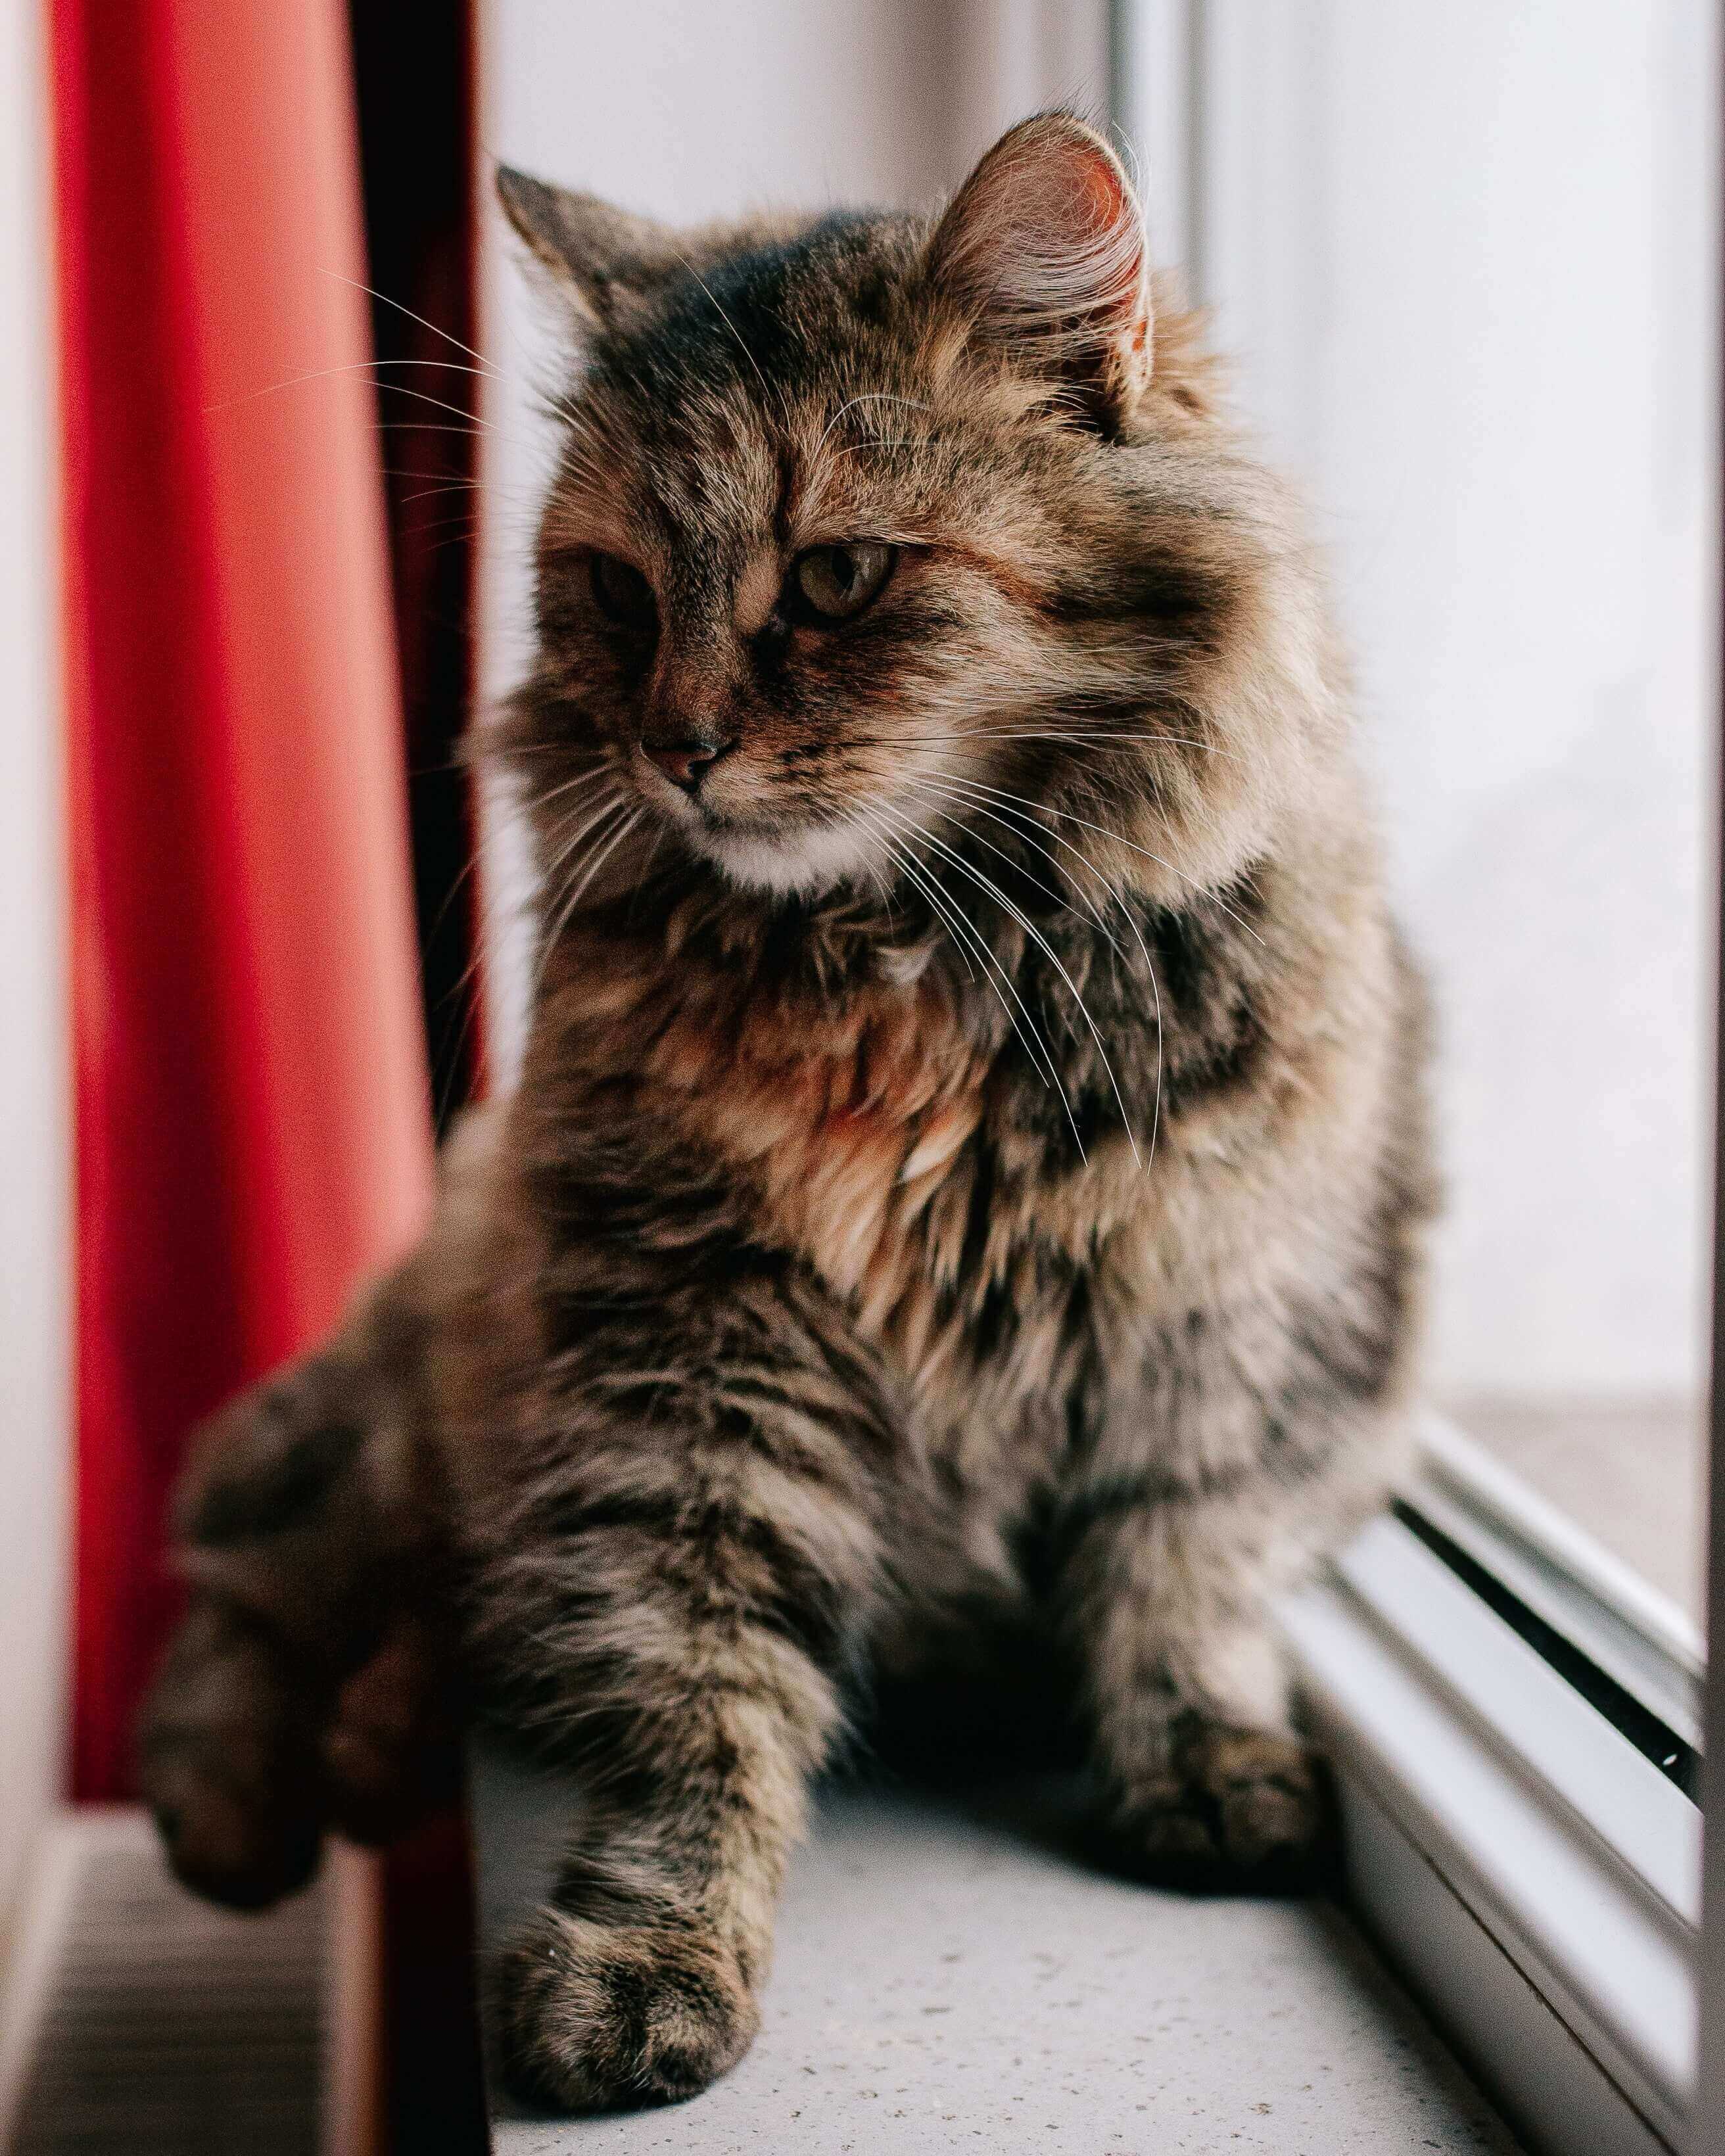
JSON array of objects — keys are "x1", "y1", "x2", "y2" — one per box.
[
  {"x1": 495, "y1": 165, "x2": 684, "y2": 334},
  {"x1": 926, "y1": 112, "x2": 1153, "y2": 429}
]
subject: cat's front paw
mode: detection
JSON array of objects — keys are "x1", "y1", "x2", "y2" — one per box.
[
  {"x1": 492, "y1": 1910, "x2": 759, "y2": 2113},
  {"x1": 1106, "y1": 1723, "x2": 1335, "y2": 1896}
]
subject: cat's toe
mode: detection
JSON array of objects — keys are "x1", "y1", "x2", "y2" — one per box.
[
  {"x1": 492, "y1": 1911, "x2": 759, "y2": 2113},
  {"x1": 1107, "y1": 1725, "x2": 1336, "y2": 1896},
  {"x1": 145, "y1": 1746, "x2": 323, "y2": 1911},
  {"x1": 139, "y1": 1605, "x2": 325, "y2": 1910}
]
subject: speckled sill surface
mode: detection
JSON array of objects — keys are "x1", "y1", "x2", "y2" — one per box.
[
  {"x1": 472, "y1": 1750, "x2": 1524, "y2": 2155},
  {"x1": 472, "y1": 1750, "x2": 1526, "y2": 2156}
]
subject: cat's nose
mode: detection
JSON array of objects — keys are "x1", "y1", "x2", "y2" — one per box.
[{"x1": 641, "y1": 732, "x2": 734, "y2": 794}]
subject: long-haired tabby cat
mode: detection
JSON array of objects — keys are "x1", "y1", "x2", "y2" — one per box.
[{"x1": 141, "y1": 113, "x2": 1434, "y2": 2112}]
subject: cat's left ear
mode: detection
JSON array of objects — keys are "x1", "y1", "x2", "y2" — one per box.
[
  {"x1": 926, "y1": 112, "x2": 1152, "y2": 429},
  {"x1": 496, "y1": 165, "x2": 682, "y2": 335}
]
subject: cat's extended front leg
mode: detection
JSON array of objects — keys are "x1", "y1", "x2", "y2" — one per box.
[{"x1": 469, "y1": 1271, "x2": 899, "y2": 2111}]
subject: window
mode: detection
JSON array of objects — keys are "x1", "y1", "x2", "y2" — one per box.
[
  {"x1": 1116, "y1": 7, "x2": 1720, "y2": 2152},
  {"x1": 1123, "y1": 0, "x2": 1716, "y2": 1622}
]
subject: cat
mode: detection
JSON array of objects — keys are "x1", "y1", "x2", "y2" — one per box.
[{"x1": 140, "y1": 112, "x2": 1435, "y2": 2113}]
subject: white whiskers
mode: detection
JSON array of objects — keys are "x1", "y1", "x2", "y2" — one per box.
[
  {"x1": 874, "y1": 799, "x2": 1141, "y2": 1169},
  {"x1": 912, "y1": 774, "x2": 1165, "y2": 1168},
  {"x1": 853, "y1": 807, "x2": 1077, "y2": 1150},
  {"x1": 528, "y1": 787, "x2": 636, "y2": 1004}
]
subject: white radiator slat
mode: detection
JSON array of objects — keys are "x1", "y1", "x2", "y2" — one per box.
[{"x1": 5, "y1": 1810, "x2": 325, "y2": 2156}]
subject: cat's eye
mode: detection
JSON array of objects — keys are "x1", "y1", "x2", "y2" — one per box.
[
  {"x1": 784, "y1": 541, "x2": 897, "y2": 625},
  {"x1": 589, "y1": 552, "x2": 658, "y2": 634}
]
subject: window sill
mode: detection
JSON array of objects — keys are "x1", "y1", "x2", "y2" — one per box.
[
  {"x1": 469, "y1": 1746, "x2": 1521, "y2": 2151},
  {"x1": 467, "y1": 1415, "x2": 1697, "y2": 2153}
]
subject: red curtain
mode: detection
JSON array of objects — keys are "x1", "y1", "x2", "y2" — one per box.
[{"x1": 53, "y1": 0, "x2": 435, "y2": 1801}]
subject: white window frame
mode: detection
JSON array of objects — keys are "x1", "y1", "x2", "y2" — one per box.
[
  {"x1": 1114, "y1": 9, "x2": 1718, "y2": 2153},
  {"x1": 1284, "y1": 1422, "x2": 1701, "y2": 2156},
  {"x1": 1696, "y1": 832, "x2": 1725, "y2": 2148}
]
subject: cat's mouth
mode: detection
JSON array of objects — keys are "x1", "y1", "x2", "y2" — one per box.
[
  {"x1": 633, "y1": 744, "x2": 885, "y2": 896},
  {"x1": 686, "y1": 809, "x2": 879, "y2": 898}
]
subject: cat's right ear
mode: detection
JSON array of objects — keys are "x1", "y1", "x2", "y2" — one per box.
[
  {"x1": 495, "y1": 166, "x2": 681, "y2": 334},
  {"x1": 926, "y1": 114, "x2": 1153, "y2": 430}
]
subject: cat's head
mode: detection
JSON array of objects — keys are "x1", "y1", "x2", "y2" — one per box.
[{"x1": 496, "y1": 114, "x2": 1327, "y2": 919}]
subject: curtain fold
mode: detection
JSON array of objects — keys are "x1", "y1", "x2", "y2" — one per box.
[{"x1": 53, "y1": 0, "x2": 435, "y2": 1802}]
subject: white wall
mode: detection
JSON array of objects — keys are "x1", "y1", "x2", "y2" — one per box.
[
  {"x1": 0, "y1": 0, "x2": 70, "y2": 1941},
  {"x1": 1159, "y1": 1, "x2": 1718, "y2": 1402},
  {"x1": 477, "y1": 0, "x2": 1108, "y2": 1077}
]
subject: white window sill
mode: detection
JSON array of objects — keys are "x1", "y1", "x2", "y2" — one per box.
[
  {"x1": 469, "y1": 1409, "x2": 1704, "y2": 2153},
  {"x1": 470, "y1": 1746, "x2": 1523, "y2": 2153}
]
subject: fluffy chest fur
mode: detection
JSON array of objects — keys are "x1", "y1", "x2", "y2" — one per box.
[
  {"x1": 658, "y1": 977, "x2": 991, "y2": 1326},
  {"x1": 531, "y1": 871, "x2": 1350, "y2": 1429},
  {"x1": 544, "y1": 908, "x2": 1056, "y2": 1385}
]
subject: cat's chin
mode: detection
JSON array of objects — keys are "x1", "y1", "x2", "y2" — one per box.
[{"x1": 694, "y1": 816, "x2": 878, "y2": 899}]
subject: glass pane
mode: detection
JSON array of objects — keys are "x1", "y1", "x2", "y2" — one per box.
[{"x1": 1134, "y1": 3, "x2": 1718, "y2": 1624}]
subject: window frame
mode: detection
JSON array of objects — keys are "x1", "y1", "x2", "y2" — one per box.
[
  {"x1": 1283, "y1": 1455, "x2": 1699, "y2": 2156},
  {"x1": 1694, "y1": 468, "x2": 1725, "y2": 2156}
]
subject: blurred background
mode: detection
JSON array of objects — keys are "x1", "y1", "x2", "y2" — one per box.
[{"x1": 0, "y1": 2, "x2": 1716, "y2": 2150}]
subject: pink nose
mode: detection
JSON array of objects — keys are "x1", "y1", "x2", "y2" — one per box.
[{"x1": 642, "y1": 735, "x2": 732, "y2": 793}]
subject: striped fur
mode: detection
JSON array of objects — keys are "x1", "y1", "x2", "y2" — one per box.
[{"x1": 142, "y1": 116, "x2": 1436, "y2": 2112}]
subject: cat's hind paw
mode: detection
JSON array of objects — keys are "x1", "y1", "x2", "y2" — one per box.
[
  {"x1": 140, "y1": 1599, "x2": 327, "y2": 1910},
  {"x1": 140, "y1": 1355, "x2": 456, "y2": 1910}
]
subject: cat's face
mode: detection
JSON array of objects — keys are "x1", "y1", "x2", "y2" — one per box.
[
  {"x1": 501, "y1": 119, "x2": 1310, "y2": 913},
  {"x1": 529, "y1": 317, "x2": 1044, "y2": 897}
]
